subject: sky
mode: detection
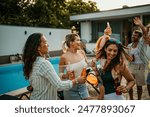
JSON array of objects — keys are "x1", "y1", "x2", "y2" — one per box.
[{"x1": 84, "y1": 0, "x2": 150, "y2": 10}]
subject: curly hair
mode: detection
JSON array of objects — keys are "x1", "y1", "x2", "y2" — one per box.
[{"x1": 22, "y1": 33, "x2": 43, "y2": 79}]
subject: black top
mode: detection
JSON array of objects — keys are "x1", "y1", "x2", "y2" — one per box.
[{"x1": 101, "y1": 70, "x2": 115, "y2": 94}]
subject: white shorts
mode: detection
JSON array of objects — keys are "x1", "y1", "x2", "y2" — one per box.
[
  {"x1": 104, "y1": 92, "x2": 125, "y2": 100},
  {"x1": 129, "y1": 63, "x2": 145, "y2": 86}
]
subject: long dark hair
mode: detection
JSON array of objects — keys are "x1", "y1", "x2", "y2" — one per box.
[
  {"x1": 22, "y1": 33, "x2": 43, "y2": 79},
  {"x1": 96, "y1": 39, "x2": 131, "y2": 71}
]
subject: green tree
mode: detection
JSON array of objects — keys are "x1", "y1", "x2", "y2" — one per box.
[
  {"x1": 0, "y1": 0, "x2": 99, "y2": 28},
  {"x1": 0, "y1": 0, "x2": 22, "y2": 25},
  {"x1": 64, "y1": 0, "x2": 99, "y2": 29},
  {"x1": 67, "y1": 0, "x2": 98, "y2": 15}
]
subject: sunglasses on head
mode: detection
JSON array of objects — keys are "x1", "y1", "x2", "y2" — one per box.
[{"x1": 108, "y1": 38, "x2": 121, "y2": 44}]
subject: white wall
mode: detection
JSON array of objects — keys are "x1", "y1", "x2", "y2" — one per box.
[
  {"x1": 80, "y1": 22, "x2": 91, "y2": 42},
  {"x1": 0, "y1": 25, "x2": 70, "y2": 56},
  {"x1": 86, "y1": 43, "x2": 95, "y2": 51}
]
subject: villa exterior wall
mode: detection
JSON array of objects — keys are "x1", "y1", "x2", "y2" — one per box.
[{"x1": 0, "y1": 25, "x2": 70, "y2": 56}]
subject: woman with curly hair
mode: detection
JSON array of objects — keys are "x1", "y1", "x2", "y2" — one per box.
[
  {"x1": 94, "y1": 38, "x2": 135, "y2": 100},
  {"x1": 22, "y1": 33, "x2": 86, "y2": 100}
]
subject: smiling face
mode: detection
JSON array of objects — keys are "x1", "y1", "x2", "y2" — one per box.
[
  {"x1": 71, "y1": 35, "x2": 81, "y2": 50},
  {"x1": 38, "y1": 35, "x2": 49, "y2": 56},
  {"x1": 105, "y1": 44, "x2": 118, "y2": 61},
  {"x1": 132, "y1": 32, "x2": 140, "y2": 42}
]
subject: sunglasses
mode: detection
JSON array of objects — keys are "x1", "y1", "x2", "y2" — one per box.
[{"x1": 108, "y1": 38, "x2": 121, "y2": 44}]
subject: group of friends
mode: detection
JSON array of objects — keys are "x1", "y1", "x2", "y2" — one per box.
[{"x1": 22, "y1": 17, "x2": 150, "y2": 100}]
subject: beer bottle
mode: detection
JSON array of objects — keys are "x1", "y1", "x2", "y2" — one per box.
[
  {"x1": 114, "y1": 78, "x2": 122, "y2": 95},
  {"x1": 81, "y1": 67, "x2": 86, "y2": 77}
]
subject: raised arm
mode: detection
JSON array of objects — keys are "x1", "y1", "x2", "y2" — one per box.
[{"x1": 133, "y1": 17, "x2": 147, "y2": 35}]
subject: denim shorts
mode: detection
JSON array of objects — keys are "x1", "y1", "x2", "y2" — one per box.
[{"x1": 63, "y1": 84, "x2": 89, "y2": 100}]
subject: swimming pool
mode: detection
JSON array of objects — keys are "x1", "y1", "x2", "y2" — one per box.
[
  {"x1": 49, "y1": 57, "x2": 60, "y2": 74},
  {"x1": 0, "y1": 57, "x2": 60, "y2": 94}
]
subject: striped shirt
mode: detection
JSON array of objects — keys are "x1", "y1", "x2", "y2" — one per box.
[
  {"x1": 29, "y1": 57, "x2": 73, "y2": 100},
  {"x1": 127, "y1": 43, "x2": 143, "y2": 64}
]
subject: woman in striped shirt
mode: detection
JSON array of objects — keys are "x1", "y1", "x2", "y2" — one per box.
[{"x1": 22, "y1": 33, "x2": 86, "y2": 100}]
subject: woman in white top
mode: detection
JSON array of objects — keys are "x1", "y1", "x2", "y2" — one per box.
[
  {"x1": 22, "y1": 33, "x2": 86, "y2": 100},
  {"x1": 59, "y1": 33, "x2": 90, "y2": 100}
]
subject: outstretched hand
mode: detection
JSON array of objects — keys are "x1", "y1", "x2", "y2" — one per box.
[
  {"x1": 77, "y1": 76, "x2": 86, "y2": 84},
  {"x1": 116, "y1": 85, "x2": 128, "y2": 93},
  {"x1": 133, "y1": 17, "x2": 142, "y2": 26},
  {"x1": 89, "y1": 59, "x2": 97, "y2": 67}
]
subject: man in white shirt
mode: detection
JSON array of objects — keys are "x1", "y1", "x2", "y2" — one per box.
[
  {"x1": 127, "y1": 30, "x2": 145, "y2": 100},
  {"x1": 133, "y1": 17, "x2": 150, "y2": 97}
]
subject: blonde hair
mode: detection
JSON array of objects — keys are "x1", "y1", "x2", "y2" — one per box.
[{"x1": 62, "y1": 33, "x2": 79, "y2": 52}]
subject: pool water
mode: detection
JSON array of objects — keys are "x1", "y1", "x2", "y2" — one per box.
[
  {"x1": 0, "y1": 57, "x2": 60, "y2": 94},
  {"x1": 49, "y1": 57, "x2": 60, "y2": 74}
]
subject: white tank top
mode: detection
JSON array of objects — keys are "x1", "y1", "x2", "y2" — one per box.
[{"x1": 66, "y1": 59, "x2": 87, "y2": 78}]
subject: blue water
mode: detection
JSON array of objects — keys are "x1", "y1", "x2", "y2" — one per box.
[
  {"x1": 0, "y1": 57, "x2": 60, "y2": 94},
  {"x1": 49, "y1": 57, "x2": 60, "y2": 74}
]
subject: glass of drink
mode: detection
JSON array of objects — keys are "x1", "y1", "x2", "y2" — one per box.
[{"x1": 67, "y1": 70, "x2": 75, "y2": 80}]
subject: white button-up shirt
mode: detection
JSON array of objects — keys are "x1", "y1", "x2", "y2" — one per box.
[{"x1": 29, "y1": 57, "x2": 72, "y2": 100}]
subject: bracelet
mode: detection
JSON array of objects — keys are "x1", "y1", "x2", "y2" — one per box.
[{"x1": 75, "y1": 78, "x2": 79, "y2": 84}]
